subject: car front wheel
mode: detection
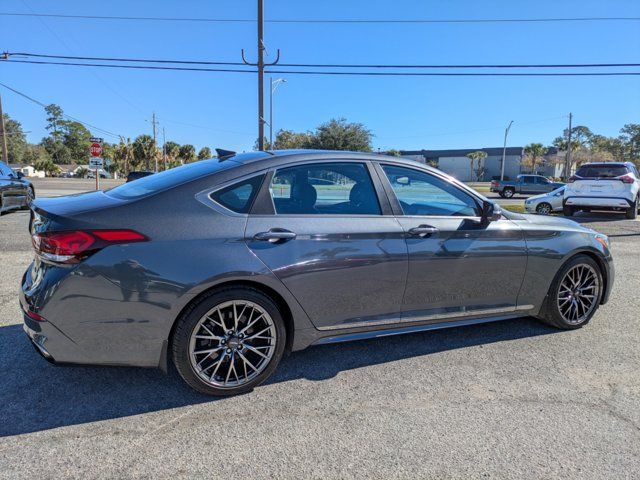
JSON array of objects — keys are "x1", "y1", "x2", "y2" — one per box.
[
  {"x1": 172, "y1": 287, "x2": 286, "y2": 396},
  {"x1": 539, "y1": 254, "x2": 603, "y2": 330},
  {"x1": 503, "y1": 188, "x2": 515, "y2": 198},
  {"x1": 536, "y1": 202, "x2": 552, "y2": 215}
]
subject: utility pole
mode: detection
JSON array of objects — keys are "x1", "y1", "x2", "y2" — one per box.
[
  {"x1": 500, "y1": 120, "x2": 514, "y2": 181},
  {"x1": 151, "y1": 112, "x2": 159, "y2": 172},
  {"x1": 564, "y1": 113, "x2": 573, "y2": 179},
  {"x1": 0, "y1": 94, "x2": 8, "y2": 162},
  {"x1": 257, "y1": 0, "x2": 265, "y2": 151},
  {"x1": 162, "y1": 127, "x2": 167, "y2": 171}
]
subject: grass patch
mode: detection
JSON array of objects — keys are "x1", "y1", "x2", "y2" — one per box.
[{"x1": 501, "y1": 204, "x2": 526, "y2": 214}]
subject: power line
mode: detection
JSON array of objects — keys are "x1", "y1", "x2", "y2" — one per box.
[
  {"x1": 4, "y1": 59, "x2": 640, "y2": 76},
  {"x1": 1, "y1": 12, "x2": 639, "y2": 24},
  {"x1": 0, "y1": 81, "x2": 121, "y2": 138},
  {"x1": 6, "y1": 53, "x2": 640, "y2": 69}
]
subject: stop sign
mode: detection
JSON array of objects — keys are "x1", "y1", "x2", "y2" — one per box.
[{"x1": 90, "y1": 142, "x2": 102, "y2": 157}]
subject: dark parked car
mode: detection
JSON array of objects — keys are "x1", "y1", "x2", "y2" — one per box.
[
  {"x1": 126, "y1": 171, "x2": 154, "y2": 182},
  {"x1": 491, "y1": 174, "x2": 564, "y2": 198},
  {"x1": 21, "y1": 150, "x2": 614, "y2": 395},
  {"x1": 0, "y1": 161, "x2": 34, "y2": 214}
]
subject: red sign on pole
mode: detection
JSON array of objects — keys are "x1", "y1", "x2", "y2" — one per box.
[{"x1": 90, "y1": 142, "x2": 103, "y2": 157}]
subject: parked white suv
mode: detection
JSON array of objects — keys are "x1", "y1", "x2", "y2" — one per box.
[{"x1": 563, "y1": 162, "x2": 640, "y2": 219}]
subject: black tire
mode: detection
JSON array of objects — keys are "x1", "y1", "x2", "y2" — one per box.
[
  {"x1": 538, "y1": 254, "x2": 603, "y2": 330},
  {"x1": 536, "y1": 202, "x2": 553, "y2": 215},
  {"x1": 625, "y1": 197, "x2": 638, "y2": 219},
  {"x1": 562, "y1": 204, "x2": 574, "y2": 217},
  {"x1": 503, "y1": 188, "x2": 515, "y2": 198},
  {"x1": 172, "y1": 286, "x2": 286, "y2": 396},
  {"x1": 498, "y1": 191, "x2": 506, "y2": 198}
]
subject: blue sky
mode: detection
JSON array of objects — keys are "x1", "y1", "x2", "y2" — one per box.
[{"x1": 1, "y1": 0, "x2": 639, "y2": 153}]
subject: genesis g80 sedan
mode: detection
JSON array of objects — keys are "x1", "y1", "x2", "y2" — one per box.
[{"x1": 21, "y1": 150, "x2": 614, "y2": 395}]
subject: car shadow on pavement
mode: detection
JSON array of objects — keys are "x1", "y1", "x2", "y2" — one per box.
[{"x1": 0, "y1": 317, "x2": 557, "y2": 437}]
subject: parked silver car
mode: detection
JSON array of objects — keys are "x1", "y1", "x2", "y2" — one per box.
[
  {"x1": 524, "y1": 187, "x2": 565, "y2": 215},
  {"x1": 21, "y1": 150, "x2": 614, "y2": 395}
]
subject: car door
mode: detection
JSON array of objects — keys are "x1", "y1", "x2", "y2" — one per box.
[
  {"x1": 520, "y1": 175, "x2": 537, "y2": 194},
  {"x1": 245, "y1": 160, "x2": 408, "y2": 330},
  {"x1": 376, "y1": 163, "x2": 529, "y2": 324},
  {"x1": 535, "y1": 176, "x2": 554, "y2": 193},
  {"x1": 0, "y1": 162, "x2": 20, "y2": 209}
]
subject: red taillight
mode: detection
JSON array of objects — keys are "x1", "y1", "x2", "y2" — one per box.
[
  {"x1": 618, "y1": 174, "x2": 635, "y2": 184},
  {"x1": 491, "y1": 180, "x2": 498, "y2": 186},
  {"x1": 25, "y1": 308, "x2": 46, "y2": 322},
  {"x1": 32, "y1": 229, "x2": 148, "y2": 263}
]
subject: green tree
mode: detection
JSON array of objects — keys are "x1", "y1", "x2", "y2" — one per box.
[
  {"x1": 179, "y1": 144, "x2": 197, "y2": 164},
  {"x1": 466, "y1": 151, "x2": 487, "y2": 181},
  {"x1": 310, "y1": 118, "x2": 373, "y2": 151},
  {"x1": 2, "y1": 113, "x2": 27, "y2": 163},
  {"x1": 522, "y1": 143, "x2": 547, "y2": 174},
  {"x1": 197, "y1": 146, "x2": 212, "y2": 160},
  {"x1": 112, "y1": 138, "x2": 134, "y2": 176},
  {"x1": 385, "y1": 149, "x2": 402, "y2": 157},
  {"x1": 61, "y1": 121, "x2": 92, "y2": 163},
  {"x1": 22, "y1": 144, "x2": 51, "y2": 165},
  {"x1": 132, "y1": 134, "x2": 156, "y2": 170},
  {"x1": 272, "y1": 129, "x2": 314, "y2": 149},
  {"x1": 164, "y1": 141, "x2": 180, "y2": 163},
  {"x1": 34, "y1": 157, "x2": 61, "y2": 176},
  {"x1": 619, "y1": 124, "x2": 640, "y2": 162},
  {"x1": 44, "y1": 104, "x2": 64, "y2": 141}
]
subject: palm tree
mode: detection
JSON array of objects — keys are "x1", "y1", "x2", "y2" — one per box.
[
  {"x1": 523, "y1": 143, "x2": 547, "y2": 174},
  {"x1": 466, "y1": 151, "x2": 488, "y2": 182}
]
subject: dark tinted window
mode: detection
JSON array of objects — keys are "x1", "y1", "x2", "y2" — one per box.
[
  {"x1": 522, "y1": 176, "x2": 535, "y2": 184},
  {"x1": 383, "y1": 165, "x2": 479, "y2": 217},
  {"x1": 270, "y1": 162, "x2": 381, "y2": 215},
  {"x1": 106, "y1": 160, "x2": 230, "y2": 200},
  {"x1": 0, "y1": 161, "x2": 13, "y2": 177},
  {"x1": 211, "y1": 175, "x2": 264, "y2": 214},
  {"x1": 575, "y1": 164, "x2": 629, "y2": 178}
]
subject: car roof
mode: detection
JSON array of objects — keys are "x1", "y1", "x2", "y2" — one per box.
[{"x1": 228, "y1": 149, "x2": 433, "y2": 170}]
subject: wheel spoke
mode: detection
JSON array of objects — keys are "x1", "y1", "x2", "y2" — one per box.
[
  {"x1": 239, "y1": 314, "x2": 265, "y2": 334},
  {"x1": 244, "y1": 344, "x2": 269, "y2": 360},
  {"x1": 245, "y1": 325, "x2": 272, "y2": 340}
]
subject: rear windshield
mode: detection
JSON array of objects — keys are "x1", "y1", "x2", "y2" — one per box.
[
  {"x1": 106, "y1": 160, "x2": 229, "y2": 200},
  {"x1": 575, "y1": 164, "x2": 629, "y2": 179}
]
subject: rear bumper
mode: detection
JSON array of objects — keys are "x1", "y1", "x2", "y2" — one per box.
[{"x1": 564, "y1": 196, "x2": 633, "y2": 209}]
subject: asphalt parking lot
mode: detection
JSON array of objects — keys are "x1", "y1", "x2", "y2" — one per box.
[{"x1": 1, "y1": 185, "x2": 639, "y2": 478}]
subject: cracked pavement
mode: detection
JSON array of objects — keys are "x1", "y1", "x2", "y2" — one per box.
[{"x1": 1, "y1": 208, "x2": 639, "y2": 479}]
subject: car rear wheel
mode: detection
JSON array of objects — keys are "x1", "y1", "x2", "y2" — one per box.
[
  {"x1": 538, "y1": 254, "x2": 603, "y2": 330},
  {"x1": 625, "y1": 197, "x2": 638, "y2": 219},
  {"x1": 536, "y1": 202, "x2": 552, "y2": 215},
  {"x1": 562, "y1": 204, "x2": 574, "y2": 217},
  {"x1": 503, "y1": 188, "x2": 515, "y2": 198},
  {"x1": 172, "y1": 287, "x2": 286, "y2": 396}
]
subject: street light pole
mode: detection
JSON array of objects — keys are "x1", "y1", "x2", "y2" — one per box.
[
  {"x1": 500, "y1": 120, "x2": 514, "y2": 181},
  {"x1": 269, "y1": 77, "x2": 286, "y2": 148}
]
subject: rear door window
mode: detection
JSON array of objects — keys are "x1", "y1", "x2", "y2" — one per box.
[{"x1": 575, "y1": 165, "x2": 629, "y2": 178}]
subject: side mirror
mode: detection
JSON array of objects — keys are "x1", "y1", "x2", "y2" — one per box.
[
  {"x1": 16, "y1": 171, "x2": 25, "y2": 179},
  {"x1": 481, "y1": 200, "x2": 502, "y2": 223}
]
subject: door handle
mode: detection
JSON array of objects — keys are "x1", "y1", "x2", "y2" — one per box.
[
  {"x1": 408, "y1": 224, "x2": 439, "y2": 237},
  {"x1": 253, "y1": 228, "x2": 297, "y2": 243}
]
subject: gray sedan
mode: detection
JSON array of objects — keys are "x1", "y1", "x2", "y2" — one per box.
[{"x1": 21, "y1": 150, "x2": 614, "y2": 395}]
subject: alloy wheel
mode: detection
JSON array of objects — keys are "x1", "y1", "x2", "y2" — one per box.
[
  {"x1": 557, "y1": 264, "x2": 600, "y2": 325},
  {"x1": 188, "y1": 300, "x2": 277, "y2": 389},
  {"x1": 536, "y1": 203, "x2": 552, "y2": 215}
]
